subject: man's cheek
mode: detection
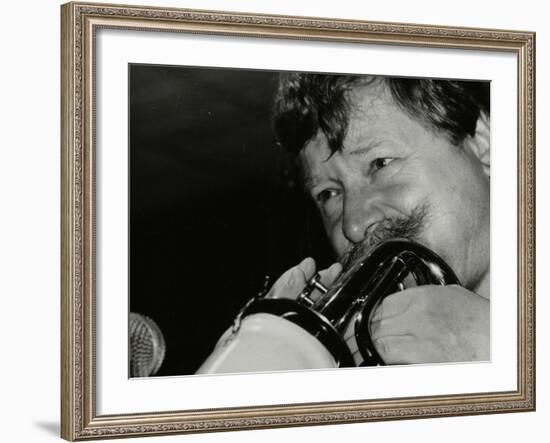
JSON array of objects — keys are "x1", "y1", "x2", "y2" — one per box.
[
  {"x1": 381, "y1": 171, "x2": 413, "y2": 197},
  {"x1": 326, "y1": 223, "x2": 347, "y2": 259},
  {"x1": 383, "y1": 182, "x2": 423, "y2": 220}
]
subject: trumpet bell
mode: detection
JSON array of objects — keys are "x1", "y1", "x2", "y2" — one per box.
[{"x1": 196, "y1": 313, "x2": 337, "y2": 374}]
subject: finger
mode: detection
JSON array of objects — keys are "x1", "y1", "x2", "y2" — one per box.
[
  {"x1": 369, "y1": 286, "x2": 424, "y2": 323},
  {"x1": 370, "y1": 313, "x2": 412, "y2": 341},
  {"x1": 376, "y1": 334, "x2": 444, "y2": 365},
  {"x1": 372, "y1": 334, "x2": 417, "y2": 364},
  {"x1": 279, "y1": 267, "x2": 309, "y2": 299},
  {"x1": 294, "y1": 257, "x2": 316, "y2": 283},
  {"x1": 265, "y1": 267, "x2": 291, "y2": 298},
  {"x1": 310, "y1": 262, "x2": 342, "y2": 299},
  {"x1": 319, "y1": 262, "x2": 342, "y2": 287},
  {"x1": 345, "y1": 334, "x2": 362, "y2": 366},
  {"x1": 342, "y1": 315, "x2": 364, "y2": 366},
  {"x1": 266, "y1": 258, "x2": 316, "y2": 299}
]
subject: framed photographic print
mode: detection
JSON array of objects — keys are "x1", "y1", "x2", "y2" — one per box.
[{"x1": 61, "y1": 1, "x2": 536, "y2": 440}]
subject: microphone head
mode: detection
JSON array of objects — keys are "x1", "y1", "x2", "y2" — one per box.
[{"x1": 129, "y1": 312, "x2": 166, "y2": 377}]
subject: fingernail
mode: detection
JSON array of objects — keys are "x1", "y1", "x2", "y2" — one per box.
[{"x1": 300, "y1": 257, "x2": 316, "y2": 278}]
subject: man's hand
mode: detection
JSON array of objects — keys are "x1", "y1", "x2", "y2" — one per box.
[
  {"x1": 265, "y1": 262, "x2": 489, "y2": 365},
  {"x1": 369, "y1": 285, "x2": 490, "y2": 364},
  {"x1": 265, "y1": 258, "x2": 342, "y2": 301}
]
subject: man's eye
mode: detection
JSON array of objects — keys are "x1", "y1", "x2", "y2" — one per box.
[
  {"x1": 371, "y1": 157, "x2": 394, "y2": 171},
  {"x1": 315, "y1": 189, "x2": 340, "y2": 204}
]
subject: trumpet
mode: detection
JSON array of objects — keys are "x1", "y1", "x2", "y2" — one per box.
[{"x1": 197, "y1": 239, "x2": 459, "y2": 374}]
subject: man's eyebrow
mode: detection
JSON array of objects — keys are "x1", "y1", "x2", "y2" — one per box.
[
  {"x1": 345, "y1": 136, "x2": 399, "y2": 157},
  {"x1": 303, "y1": 174, "x2": 319, "y2": 191},
  {"x1": 346, "y1": 139, "x2": 389, "y2": 157},
  {"x1": 301, "y1": 146, "x2": 376, "y2": 191},
  {"x1": 347, "y1": 146, "x2": 373, "y2": 158}
]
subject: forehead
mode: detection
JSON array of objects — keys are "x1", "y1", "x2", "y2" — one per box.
[
  {"x1": 301, "y1": 81, "x2": 417, "y2": 161},
  {"x1": 344, "y1": 81, "x2": 411, "y2": 145}
]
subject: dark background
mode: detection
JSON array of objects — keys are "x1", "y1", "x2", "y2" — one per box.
[{"x1": 129, "y1": 64, "x2": 333, "y2": 376}]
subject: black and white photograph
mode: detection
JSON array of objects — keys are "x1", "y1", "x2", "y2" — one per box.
[
  {"x1": 129, "y1": 65, "x2": 491, "y2": 377},
  {"x1": 2, "y1": 0, "x2": 546, "y2": 441},
  {"x1": 55, "y1": 1, "x2": 536, "y2": 441}
]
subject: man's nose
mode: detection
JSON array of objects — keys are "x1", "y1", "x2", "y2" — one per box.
[{"x1": 342, "y1": 192, "x2": 381, "y2": 244}]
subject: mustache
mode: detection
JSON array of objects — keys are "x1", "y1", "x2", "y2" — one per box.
[{"x1": 340, "y1": 205, "x2": 429, "y2": 271}]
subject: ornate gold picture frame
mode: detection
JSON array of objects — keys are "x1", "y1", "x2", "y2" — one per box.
[{"x1": 61, "y1": 1, "x2": 535, "y2": 440}]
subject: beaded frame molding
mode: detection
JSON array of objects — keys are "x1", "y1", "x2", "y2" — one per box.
[{"x1": 61, "y1": 2, "x2": 535, "y2": 440}]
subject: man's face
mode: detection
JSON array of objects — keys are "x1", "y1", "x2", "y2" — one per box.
[{"x1": 300, "y1": 82, "x2": 490, "y2": 293}]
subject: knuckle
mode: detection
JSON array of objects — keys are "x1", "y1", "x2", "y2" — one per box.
[
  {"x1": 373, "y1": 337, "x2": 388, "y2": 357},
  {"x1": 369, "y1": 317, "x2": 385, "y2": 339}
]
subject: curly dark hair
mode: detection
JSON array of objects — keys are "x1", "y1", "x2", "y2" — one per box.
[{"x1": 273, "y1": 73, "x2": 489, "y2": 155}]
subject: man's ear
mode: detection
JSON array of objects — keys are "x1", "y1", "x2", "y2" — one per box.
[{"x1": 464, "y1": 111, "x2": 490, "y2": 177}]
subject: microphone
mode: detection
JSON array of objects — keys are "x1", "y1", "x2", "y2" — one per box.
[{"x1": 129, "y1": 312, "x2": 166, "y2": 377}]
